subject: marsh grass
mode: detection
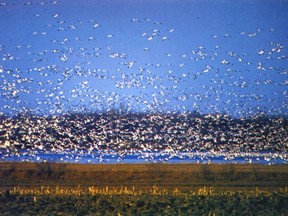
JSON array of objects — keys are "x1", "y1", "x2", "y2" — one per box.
[
  {"x1": 1, "y1": 186, "x2": 288, "y2": 215},
  {"x1": 1, "y1": 162, "x2": 287, "y2": 189},
  {"x1": 4, "y1": 185, "x2": 288, "y2": 197},
  {"x1": 1, "y1": 162, "x2": 287, "y2": 215}
]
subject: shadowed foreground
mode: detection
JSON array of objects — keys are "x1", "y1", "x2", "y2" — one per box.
[{"x1": 1, "y1": 162, "x2": 288, "y2": 215}]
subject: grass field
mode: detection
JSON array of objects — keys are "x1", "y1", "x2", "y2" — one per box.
[
  {"x1": 1, "y1": 162, "x2": 288, "y2": 190},
  {"x1": 1, "y1": 162, "x2": 288, "y2": 215}
]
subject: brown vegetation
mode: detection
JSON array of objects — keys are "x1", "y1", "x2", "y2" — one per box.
[
  {"x1": 1, "y1": 162, "x2": 288, "y2": 215},
  {"x1": 1, "y1": 162, "x2": 287, "y2": 193}
]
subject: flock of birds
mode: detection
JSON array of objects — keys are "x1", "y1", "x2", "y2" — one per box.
[
  {"x1": 0, "y1": 112, "x2": 287, "y2": 163},
  {"x1": 0, "y1": 1, "x2": 287, "y2": 163}
]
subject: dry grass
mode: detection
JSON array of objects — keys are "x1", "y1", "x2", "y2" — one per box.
[
  {"x1": 1, "y1": 162, "x2": 287, "y2": 193},
  {"x1": 1, "y1": 162, "x2": 287, "y2": 215},
  {"x1": 6, "y1": 185, "x2": 288, "y2": 197}
]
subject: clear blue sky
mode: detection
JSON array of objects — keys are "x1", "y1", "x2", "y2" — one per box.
[{"x1": 0, "y1": 0, "x2": 287, "y2": 116}]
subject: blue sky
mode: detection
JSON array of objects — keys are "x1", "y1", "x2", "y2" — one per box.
[{"x1": 0, "y1": 0, "x2": 287, "y2": 116}]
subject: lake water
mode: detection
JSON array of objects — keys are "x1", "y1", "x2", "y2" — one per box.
[{"x1": 1, "y1": 151, "x2": 287, "y2": 165}]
